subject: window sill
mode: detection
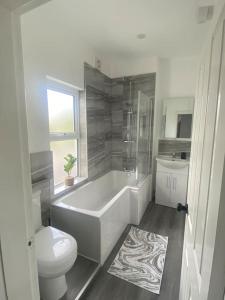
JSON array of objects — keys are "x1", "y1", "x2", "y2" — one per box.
[{"x1": 53, "y1": 177, "x2": 88, "y2": 199}]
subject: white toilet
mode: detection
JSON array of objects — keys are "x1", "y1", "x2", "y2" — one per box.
[{"x1": 32, "y1": 191, "x2": 77, "y2": 300}]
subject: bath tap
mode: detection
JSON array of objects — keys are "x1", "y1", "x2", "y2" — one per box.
[{"x1": 123, "y1": 168, "x2": 135, "y2": 175}]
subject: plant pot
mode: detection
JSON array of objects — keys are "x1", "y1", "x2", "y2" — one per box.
[{"x1": 65, "y1": 176, "x2": 74, "y2": 186}]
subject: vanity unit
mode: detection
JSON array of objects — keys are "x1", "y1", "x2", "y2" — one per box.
[
  {"x1": 156, "y1": 96, "x2": 193, "y2": 208},
  {"x1": 155, "y1": 157, "x2": 189, "y2": 208}
]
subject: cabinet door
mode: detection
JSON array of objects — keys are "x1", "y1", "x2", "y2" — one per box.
[
  {"x1": 155, "y1": 172, "x2": 171, "y2": 207},
  {"x1": 171, "y1": 174, "x2": 188, "y2": 207}
]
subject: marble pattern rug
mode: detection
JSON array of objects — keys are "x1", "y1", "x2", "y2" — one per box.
[{"x1": 108, "y1": 226, "x2": 168, "y2": 294}]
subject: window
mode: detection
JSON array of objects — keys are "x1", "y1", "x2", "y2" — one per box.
[{"x1": 47, "y1": 82, "x2": 79, "y2": 188}]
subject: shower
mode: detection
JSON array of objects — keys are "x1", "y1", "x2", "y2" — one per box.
[{"x1": 122, "y1": 79, "x2": 153, "y2": 183}]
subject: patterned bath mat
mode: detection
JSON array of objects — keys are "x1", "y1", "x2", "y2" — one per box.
[{"x1": 108, "y1": 226, "x2": 168, "y2": 294}]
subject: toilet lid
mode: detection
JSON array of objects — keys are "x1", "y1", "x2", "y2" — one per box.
[{"x1": 35, "y1": 226, "x2": 77, "y2": 278}]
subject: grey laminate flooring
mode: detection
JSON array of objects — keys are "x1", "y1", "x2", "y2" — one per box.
[
  {"x1": 80, "y1": 202, "x2": 185, "y2": 300},
  {"x1": 60, "y1": 255, "x2": 98, "y2": 300}
]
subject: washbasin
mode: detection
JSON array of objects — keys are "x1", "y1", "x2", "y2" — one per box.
[{"x1": 156, "y1": 157, "x2": 189, "y2": 169}]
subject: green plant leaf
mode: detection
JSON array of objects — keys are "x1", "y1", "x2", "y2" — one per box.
[{"x1": 64, "y1": 153, "x2": 77, "y2": 176}]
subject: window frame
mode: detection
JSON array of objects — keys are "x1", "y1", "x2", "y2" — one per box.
[{"x1": 46, "y1": 77, "x2": 80, "y2": 186}]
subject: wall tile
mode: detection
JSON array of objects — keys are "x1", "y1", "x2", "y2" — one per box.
[
  {"x1": 30, "y1": 151, "x2": 53, "y2": 183},
  {"x1": 158, "y1": 139, "x2": 191, "y2": 155},
  {"x1": 112, "y1": 155, "x2": 123, "y2": 171},
  {"x1": 30, "y1": 151, "x2": 53, "y2": 226},
  {"x1": 84, "y1": 63, "x2": 112, "y2": 179}
]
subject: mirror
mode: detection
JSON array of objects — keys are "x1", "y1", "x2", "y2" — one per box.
[{"x1": 162, "y1": 97, "x2": 194, "y2": 139}]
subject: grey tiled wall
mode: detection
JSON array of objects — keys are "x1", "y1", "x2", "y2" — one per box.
[
  {"x1": 30, "y1": 151, "x2": 53, "y2": 226},
  {"x1": 158, "y1": 139, "x2": 191, "y2": 156},
  {"x1": 84, "y1": 63, "x2": 156, "y2": 177},
  {"x1": 79, "y1": 90, "x2": 88, "y2": 178},
  {"x1": 84, "y1": 63, "x2": 112, "y2": 179}
]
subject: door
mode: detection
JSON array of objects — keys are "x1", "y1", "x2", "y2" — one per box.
[
  {"x1": 0, "y1": 5, "x2": 39, "y2": 300},
  {"x1": 180, "y1": 10, "x2": 225, "y2": 300},
  {"x1": 155, "y1": 172, "x2": 171, "y2": 206}
]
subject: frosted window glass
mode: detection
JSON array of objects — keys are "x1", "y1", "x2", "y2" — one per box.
[
  {"x1": 50, "y1": 140, "x2": 77, "y2": 186},
  {"x1": 47, "y1": 89, "x2": 74, "y2": 133}
]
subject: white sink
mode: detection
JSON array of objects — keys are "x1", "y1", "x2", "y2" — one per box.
[{"x1": 156, "y1": 157, "x2": 189, "y2": 169}]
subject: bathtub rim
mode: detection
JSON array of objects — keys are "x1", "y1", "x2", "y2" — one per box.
[{"x1": 52, "y1": 171, "x2": 151, "y2": 218}]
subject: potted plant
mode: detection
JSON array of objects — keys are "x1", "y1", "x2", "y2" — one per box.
[{"x1": 64, "y1": 154, "x2": 77, "y2": 186}]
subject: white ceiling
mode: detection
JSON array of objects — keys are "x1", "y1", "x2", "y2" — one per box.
[
  {"x1": 0, "y1": 0, "x2": 30, "y2": 10},
  {"x1": 22, "y1": 0, "x2": 212, "y2": 59}
]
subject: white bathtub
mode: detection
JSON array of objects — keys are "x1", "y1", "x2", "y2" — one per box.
[{"x1": 51, "y1": 171, "x2": 152, "y2": 264}]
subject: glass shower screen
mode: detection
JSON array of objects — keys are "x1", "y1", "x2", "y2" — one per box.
[{"x1": 136, "y1": 91, "x2": 152, "y2": 183}]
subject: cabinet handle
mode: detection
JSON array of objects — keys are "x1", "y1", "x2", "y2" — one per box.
[{"x1": 166, "y1": 176, "x2": 168, "y2": 188}]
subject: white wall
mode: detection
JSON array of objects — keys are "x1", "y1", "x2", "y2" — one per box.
[
  {"x1": 110, "y1": 55, "x2": 197, "y2": 99},
  {"x1": 21, "y1": 0, "x2": 198, "y2": 156},
  {"x1": 158, "y1": 57, "x2": 197, "y2": 98},
  {"x1": 110, "y1": 56, "x2": 158, "y2": 78},
  {"x1": 155, "y1": 56, "x2": 197, "y2": 146},
  {"x1": 21, "y1": 1, "x2": 111, "y2": 153},
  {"x1": 155, "y1": 56, "x2": 197, "y2": 140}
]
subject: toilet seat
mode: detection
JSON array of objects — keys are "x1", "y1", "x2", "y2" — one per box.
[{"x1": 35, "y1": 226, "x2": 77, "y2": 278}]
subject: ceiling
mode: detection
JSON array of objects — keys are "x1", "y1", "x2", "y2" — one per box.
[
  {"x1": 0, "y1": 0, "x2": 30, "y2": 10},
  {"x1": 21, "y1": 0, "x2": 212, "y2": 59}
]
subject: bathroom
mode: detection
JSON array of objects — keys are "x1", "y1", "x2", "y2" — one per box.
[{"x1": 1, "y1": 1, "x2": 225, "y2": 300}]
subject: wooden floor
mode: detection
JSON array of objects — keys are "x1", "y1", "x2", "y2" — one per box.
[{"x1": 80, "y1": 203, "x2": 185, "y2": 300}]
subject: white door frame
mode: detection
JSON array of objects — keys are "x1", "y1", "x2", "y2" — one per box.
[
  {"x1": 0, "y1": 1, "x2": 49, "y2": 299},
  {"x1": 0, "y1": 242, "x2": 7, "y2": 300},
  {"x1": 179, "y1": 2, "x2": 225, "y2": 299}
]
